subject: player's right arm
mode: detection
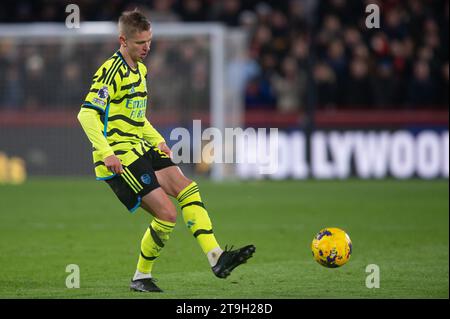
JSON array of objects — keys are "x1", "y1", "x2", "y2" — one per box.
[
  {"x1": 77, "y1": 57, "x2": 124, "y2": 174},
  {"x1": 77, "y1": 108, "x2": 123, "y2": 174}
]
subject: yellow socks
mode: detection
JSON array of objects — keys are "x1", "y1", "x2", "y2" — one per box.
[
  {"x1": 135, "y1": 181, "x2": 222, "y2": 278},
  {"x1": 136, "y1": 217, "x2": 175, "y2": 275},
  {"x1": 177, "y1": 182, "x2": 221, "y2": 261}
]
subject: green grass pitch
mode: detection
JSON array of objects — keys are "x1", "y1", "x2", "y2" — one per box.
[{"x1": 0, "y1": 178, "x2": 448, "y2": 299}]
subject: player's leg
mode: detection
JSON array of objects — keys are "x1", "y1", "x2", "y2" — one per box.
[
  {"x1": 155, "y1": 166, "x2": 221, "y2": 263},
  {"x1": 132, "y1": 188, "x2": 177, "y2": 290},
  {"x1": 106, "y1": 154, "x2": 177, "y2": 292},
  {"x1": 155, "y1": 165, "x2": 256, "y2": 278}
]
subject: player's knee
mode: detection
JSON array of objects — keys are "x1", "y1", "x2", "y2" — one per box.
[
  {"x1": 178, "y1": 177, "x2": 193, "y2": 193},
  {"x1": 160, "y1": 209, "x2": 177, "y2": 223},
  {"x1": 165, "y1": 212, "x2": 177, "y2": 223}
]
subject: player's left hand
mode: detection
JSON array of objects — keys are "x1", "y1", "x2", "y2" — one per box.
[{"x1": 158, "y1": 142, "x2": 173, "y2": 159}]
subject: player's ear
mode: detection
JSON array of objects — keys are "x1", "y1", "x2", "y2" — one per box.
[{"x1": 119, "y1": 34, "x2": 127, "y2": 47}]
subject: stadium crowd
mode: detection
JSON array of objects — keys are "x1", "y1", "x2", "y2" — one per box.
[{"x1": 0, "y1": 0, "x2": 448, "y2": 112}]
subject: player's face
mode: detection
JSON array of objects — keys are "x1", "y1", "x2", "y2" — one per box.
[{"x1": 125, "y1": 29, "x2": 152, "y2": 62}]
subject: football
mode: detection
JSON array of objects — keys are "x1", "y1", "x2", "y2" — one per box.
[{"x1": 311, "y1": 228, "x2": 352, "y2": 268}]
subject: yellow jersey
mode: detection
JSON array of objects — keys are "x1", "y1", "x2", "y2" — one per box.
[{"x1": 79, "y1": 50, "x2": 165, "y2": 180}]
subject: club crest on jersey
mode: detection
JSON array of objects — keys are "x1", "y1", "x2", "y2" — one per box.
[
  {"x1": 140, "y1": 174, "x2": 152, "y2": 185},
  {"x1": 98, "y1": 86, "x2": 109, "y2": 99}
]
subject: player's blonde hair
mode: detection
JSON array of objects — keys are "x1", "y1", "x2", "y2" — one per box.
[{"x1": 118, "y1": 9, "x2": 151, "y2": 38}]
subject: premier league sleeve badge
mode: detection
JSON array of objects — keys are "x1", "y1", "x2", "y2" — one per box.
[{"x1": 98, "y1": 85, "x2": 109, "y2": 99}]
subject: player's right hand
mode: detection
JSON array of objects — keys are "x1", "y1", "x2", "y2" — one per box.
[{"x1": 104, "y1": 155, "x2": 124, "y2": 174}]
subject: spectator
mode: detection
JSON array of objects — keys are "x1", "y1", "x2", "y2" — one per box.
[
  {"x1": 244, "y1": 76, "x2": 277, "y2": 110},
  {"x1": 175, "y1": 0, "x2": 209, "y2": 22},
  {"x1": 1, "y1": 65, "x2": 24, "y2": 109},
  {"x1": 239, "y1": 10, "x2": 258, "y2": 33},
  {"x1": 271, "y1": 56, "x2": 306, "y2": 113},
  {"x1": 325, "y1": 39, "x2": 348, "y2": 82},
  {"x1": 343, "y1": 27, "x2": 363, "y2": 49},
  {"x1": 371, "y1": 61, "x2": 397, "y2": 108},
  {"x1": 344, "y1": 58, "x2": 373, "y2": 108},
  {"x1": 317, "y1": 14, "x2": 343, "y2": 48},
  {"x1": 227, "y1": 51, "x2": 261, "y2": 96},
  {"x1": 23, "y1": 53, "x2": 46, "y2": 110},
  {"x1": 254, "y1": 2, "x2": 272, "y2": 26},
  {"x1": 269, "y1": 10, "x2": 290, "y2": 59},
  {"x1": 147, "y1": 0, "x2": 179, "y2": 22},
  {"x1": 290, "y1": 35, "x2": 309, "y2": 69},
  {"x1": 370, "y1": 32, "x2": 390, "y2": 59},
  {"x1": 212, "y1": 0, "x2": 241, "y2": 27},
  {"x1": 59, "y1": 62, "x2": 84, "y2": 109},
  {"x1": 407, "y1": 60, "x2": 437, "y2": 107},
  {"x1": 313, "y1": 62, "x2": 339, "y2": 109},
  {"x1": 146, "y1": 50, "x2": 183, "y2": 113},
  {"x1": 384, "y1": 6, "x2": 408, "y2": 40},
  {"x1": 249, "y1": 24, "x2": 273, "y2": 57},
  {"x1": 288, "y1": 0, "x2": 308, "y2": 30},
  {"x1": 186, "y1": 60, "x2": 209, "y2": 113}
]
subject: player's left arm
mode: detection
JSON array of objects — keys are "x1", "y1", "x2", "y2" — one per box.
[{"x1": 142, "y1": 118, "x2": 172, "y2": 158}]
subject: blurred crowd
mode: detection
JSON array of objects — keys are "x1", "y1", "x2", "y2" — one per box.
[
  {"x1": 0, "y1": 36, "x2": 211, "y2": 113},
  {"x1": 0, "y1": 0, "x2": 448, "y2": 112}
]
